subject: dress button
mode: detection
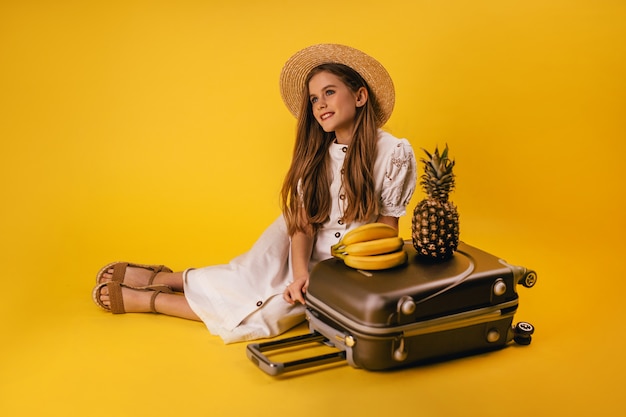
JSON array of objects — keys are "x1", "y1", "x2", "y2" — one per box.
[
  {"x1": 335, "y1": 232, "x2": 341, "y2": 238},
  {"x1": 256, "y1": 301, "x2": 263, "y2": 307},
  {"x1": 339, "y1": 194, "x2": 345, "y2": 200},
  {"x1": 338, "y1": 219, "x2": 344, "y2": 225},
  {"x1": 342, "y1": 146, "x2": 347, "y2": 153}
]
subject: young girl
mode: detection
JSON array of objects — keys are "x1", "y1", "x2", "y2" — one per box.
[{"x1": 92, "y1": 44, "x2": 417, "y2": 344}]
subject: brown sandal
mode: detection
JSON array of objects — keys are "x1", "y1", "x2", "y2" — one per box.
[
  {"x1": 95, "y1": 262, "x2": 173, "y2": 285},
  {"x1": 92, "y1": 281, "x2": 174, "y2": 314}
]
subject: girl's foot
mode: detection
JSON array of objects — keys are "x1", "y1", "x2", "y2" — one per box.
[
  {"x1": 92, "y1": 281, "x2": 174, "y2": 314},
  {"x1": 96, "y1": 262, "x2": 172, "y2": 288}
]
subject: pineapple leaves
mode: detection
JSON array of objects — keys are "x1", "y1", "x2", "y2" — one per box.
[
  {"x1": 440, "y1": 145, "x2": 448, "y2": 160},
  {"x1": 419, "y1": 145, "x2": 456, "y2": 199}
]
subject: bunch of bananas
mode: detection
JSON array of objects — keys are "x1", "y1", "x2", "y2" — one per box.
[{"x1": 331, "y1": 223, "x2": 408, "y2": 271}]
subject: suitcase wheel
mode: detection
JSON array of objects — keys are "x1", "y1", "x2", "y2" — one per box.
[
  {"x1": 513, "y1": 321, "x2": 535, "y2": 345},
  {"x1": 520, "y1": 270, "x2": 538, "y2": 288}
]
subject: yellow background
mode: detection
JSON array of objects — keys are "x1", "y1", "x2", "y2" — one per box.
[{"x1": 1, "y1": 1, "x2": 625, "y2": 416}]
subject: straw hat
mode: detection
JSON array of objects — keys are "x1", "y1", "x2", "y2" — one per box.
[{"x1": 279, "y1": 44, "x2": 395, "y2": 126}]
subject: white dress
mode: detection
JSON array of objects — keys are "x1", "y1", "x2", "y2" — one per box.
[{"x1": 183, "y1": 130, "x2": 416, "y2": 343}]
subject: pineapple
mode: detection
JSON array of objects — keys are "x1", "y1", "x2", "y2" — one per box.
[{"x1": 412, "y1": 145, "x2": 460, "y2": 262}]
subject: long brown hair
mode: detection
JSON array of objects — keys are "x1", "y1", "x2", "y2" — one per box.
[{"x1": 281, "y1": 63, "x2": 381, "y2": 236}]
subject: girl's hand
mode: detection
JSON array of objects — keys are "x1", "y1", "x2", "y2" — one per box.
[{"x1": 283, "y1": 275, "x2": 309, "y2": 305}]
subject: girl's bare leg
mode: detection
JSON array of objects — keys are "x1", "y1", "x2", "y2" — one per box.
[
  {"x1": 153, "y1": 292, "x2": 200, "y2": 320},
  {"x1": 97, "y1": 285, "x2": 201, "y2": 321}
]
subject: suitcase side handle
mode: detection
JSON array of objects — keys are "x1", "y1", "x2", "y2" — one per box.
[{"x1": 246, "y1": 332, "x2": 346, "y2": 376}]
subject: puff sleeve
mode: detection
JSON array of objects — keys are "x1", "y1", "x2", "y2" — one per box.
[{"x1": 378, "y1": 138, "x2": 417, "y2": 218}]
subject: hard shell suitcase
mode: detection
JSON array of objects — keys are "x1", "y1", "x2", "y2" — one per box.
[{"x1": 247, "y1": 241, "x2": 536, "y2": 376}]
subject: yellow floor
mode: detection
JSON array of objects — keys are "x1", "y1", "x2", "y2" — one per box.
[
  {"x1": 1, "y1": 229, "x2": 624, "y2": 417},
  {"x1": 1, "y1": 1, "x2": 625, "y2": 416}
]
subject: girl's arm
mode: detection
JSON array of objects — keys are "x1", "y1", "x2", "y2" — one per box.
[
  {"x1": 376, "y1": 215, "x2": 399, "y2": 230},
  {"x1": 283, "y1": 216, "x2": 397, "y2": 305},
  {"x1": 283, "y1": 228, "x2": 314, "y2": 305}
]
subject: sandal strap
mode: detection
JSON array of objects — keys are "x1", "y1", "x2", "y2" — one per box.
[
  {"x1": 107, "y1": 282, "x2": 126, "y2": 314},
  {"x1": 149, "y1": 291, "x2": 159, "y2": 314},
  {"x1": 147, "y1": 285, "x2": 174, "y2": 313},
  {"x1": 110, "y1": 262, "x2": 128, "y2": 283},
  {"x1": 146, "y1": 265, "x2": 172, "y2": 285}
]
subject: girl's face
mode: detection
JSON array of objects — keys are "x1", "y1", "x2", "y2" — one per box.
[{"x1": 308, "y1": 71, "x2": 367, "y2": 143}]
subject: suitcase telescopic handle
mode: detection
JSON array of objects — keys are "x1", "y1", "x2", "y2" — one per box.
[{"x1": 246, "y1": 332, "x2": 346, "y2": 376}]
